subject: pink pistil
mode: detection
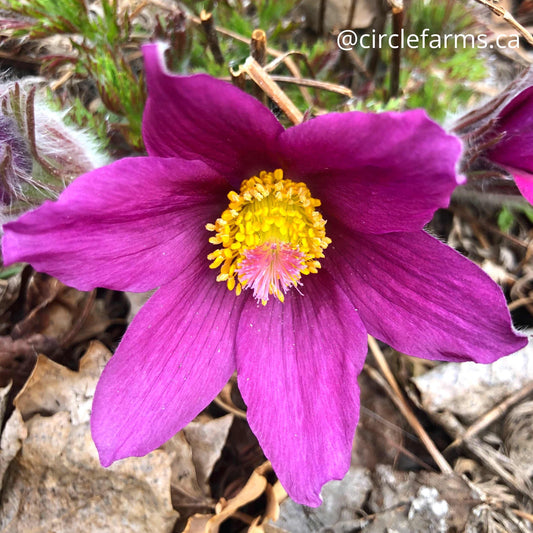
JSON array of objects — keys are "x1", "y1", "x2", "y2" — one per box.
[{"x1": 237, "y1": 242, "x2": 306, "y2": 303}]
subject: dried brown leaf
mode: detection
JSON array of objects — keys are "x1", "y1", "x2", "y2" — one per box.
[
  {"x1": 183, "y1": 514, "x2": 213, "y2": 533},
  {"x1": 126, "y1": 290, "x2": 154, "y2": 321},
  {"x1": 184, "y1": 414, "x2": 234, "y2": 494},
  {"x1": 164, "y1": 431, "x2": 206, "y2": 502},
  {"x1": 0, "y1": 411, "x2": 178, "y2": 533},
  {"x1": 14, "y1": 341, "x2": 109, "y2": 424},
  {"x1": 0, "y1": 341, "x2": 178, "y2": 532},
  {"x1": 0, "y1": 270, "x2": 22, "y2": 319},
  {"x1": 0, "y1": 381, "x2": 11, "y2": 423},
  {"x1": 162, "y1": 413, "x2": 233, "y2": 526},
  {"x1": 0, "y1": 334, "x2": 58, "y2": 389},
  {"x1": 0, "y1": 407, "x2": 26, "y2": 489},
  {"x1": 247, "y1": 516, "x2": 263, "y2": 533},
  {"x1": 263, "y1": 482, "x2": 286, "y2": 522},
  {"x1": 184, "y1": 461, "x2": 271, "y2": 533},
  {"x1": 12, "y1": 273, "x2": 115, "y2": 353},
  {"x1": 213, "y1": 461, "x2": 269, "y2": 522}
]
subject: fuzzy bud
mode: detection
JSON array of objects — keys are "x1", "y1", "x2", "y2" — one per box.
[
  {"x1": 452, "y1": 68, "x2": 533, "y2": 203},
  {"x1": 0, "y1": 114, "x2": 32, "y2": 205},
  {"x1": 0, "y1": 79, "x2": 107, "y2": 218}
]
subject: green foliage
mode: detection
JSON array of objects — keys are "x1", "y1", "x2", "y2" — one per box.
[
  {"x1": 522, "y1": 205, "x2": 533, "y2": 224},
  {"x1": 498, "y1": 204, "x2": 533, "y2": 232},
  {"x1": 0, "y1": 0, "x2": 495, "y2": 148},
  {"x1": 2, "y1": 0, "x2": 303, "y2": 147},
  {"x1": 158, "y1": 0, "x2": 489, "y2": 122},
  {"x1": 2, "y1": 0, "x2": 145, "y2": 149},
  {"x1": 346, "y1": 0, "x2": 487, "y2": 119},
  {"x1": 400, "y1": 0, "x2": 487, "y2": 120},
  {"x1": 0, "y1": 0, "x2": 90, "y2": 37},
  {"x1": 181, "y1": 0, "x2": 296, "y2": 76},
  {"x1": 352, "y1": 98, "x2": 403, "y2": 113},
  {"x1": 79, "y1": 45, "x2": 145, "y2": 148},
  {"x1": 0, "y1": 265, "x2": 25, "y2": 279},
  {"x1": 408, "y1": 0, "x2": 476, "y2": 51},
  {"x1": 63, "y1": 98, "x2": 109, "y2": 148},
  {"x1": 1, "y1": 0, "x2": 129, "y2": 44},
  {"x1": 498, "y1": 206, "x2": 515, "y2": 232}
]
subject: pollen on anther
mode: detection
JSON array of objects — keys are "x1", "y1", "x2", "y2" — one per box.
[{"x1": 206, "y1": 169, "x2": 330, "y2": 304}]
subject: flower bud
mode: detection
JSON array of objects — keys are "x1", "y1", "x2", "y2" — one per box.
[
  {"x1": 0, "y1": 79, "x2": 107, "y2": 216},
  {"x1": 453, "y1": 68, "x2": 533, "y2": 203},
  {"x1": 0, "y1": 114, "x2": 32, "y2": 205}
]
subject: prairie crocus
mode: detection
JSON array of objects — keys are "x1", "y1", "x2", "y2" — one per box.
[
  {"x1": 454, "y1": 67, "x2": 533, "y2": 204},
  {"x1": 0, "y1": 114, "x2": 32, "y2": 205},
  {"x1": 0, "y1": 80, "x2": 106, "y2": 218},
  {"x1": 1, "y1": 44, "x2": 527, "y2": 506}
]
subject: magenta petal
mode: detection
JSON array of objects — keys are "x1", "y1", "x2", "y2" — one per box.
[
  {"x1": 142, "y1": 44, "x2": 283, "y2": 180},
  {"x1": 2, "y1": 157, "x2": 228, "y2": 291},
  {"x1": 236, "y1": 272, "x2": 366, "y2": 506},
  {"x1": 326, "y1": 226, "x2": 527, "y2": 362},
  {"x1": 91, "y1": 265, "x2": 244, "y2": 465},
  {"x1": 279, "y1": 110, "x2": 462, "y2": 233},
  {"x1": 494, "y1": 163, "x2": 533, "y2": 205},
  {"x1": 487, "y1": 86, "x2": 533, "y2": 175},
  {"x1": 512, "y1": 169, "x2": 533, "y2": 205}
]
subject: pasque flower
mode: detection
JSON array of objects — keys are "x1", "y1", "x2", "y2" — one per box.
[
  {"x1": 0, "y1": 114, "x2": 33, "y2": 205},
  {"x1": 454, "y1": 67, "x2": 533, "y2": 204},
  {"x1": 0, "y1": 79, "x2": 106, "y2": 219},
  {"x1": 2, "y1": 44, "x2": 527, "y2": 506}
]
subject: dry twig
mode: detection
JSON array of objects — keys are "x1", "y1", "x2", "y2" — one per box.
[
  {"x1": 250, "y1": 29, "x2": 267, "y2": 67},
  {"x1": 366, "y1": 336, "x2": 453, "y2": 474},
  {"x1": 214, "y1": 381, "x2": 247, "y2": 420},
  {"x1": 428, "y1": 408, "x2": 533, "y2": 503},
  {"x1": 448, "y1": 380, "x2": 533, "y2": 449},
  {"x1": 186, "y1": 12, "x2": 315, "y2": 106},
  {"x1": 200, "y1": 9, "x2": 224, "y2": 65},
  {"x1": 473, "y1": 0, "x2": 533, "y2": 45},
  {"x1": 269, "y1": 75, "x2": 352, "y2": 97},
  {"x1": 233, "y1": 57, "x2": 304, "y2": 125},
  {"x1": 390, "y1": 2, "x2": 403, "y2": 97},
  {"x1": 508, "y1": 296, "x2": 533, "y2": 311}
]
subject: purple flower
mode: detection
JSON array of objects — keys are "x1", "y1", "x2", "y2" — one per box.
[
  {"x1": 1, "y1": 44, "x2": 527, "y2": 506},
  {"x1": 0, "y1": 114, "x2": 32, "y2": 205},
  {"x1": 485, "y1": 87, "x2": 533, "y2": 204},
  {"x1": 454, "y1": 67, "x2": 533, "y2": 204},
  {"x1": 0, "y1": 80, "x2": 106, "y2": 215}
]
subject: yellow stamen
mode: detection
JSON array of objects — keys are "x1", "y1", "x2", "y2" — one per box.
[{"x1": 206, "y1": 169, "x2": 331, "y2": 303}]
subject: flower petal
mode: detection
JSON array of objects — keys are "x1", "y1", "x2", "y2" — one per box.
[
  {"x1": 0, "y1": 114, "x2": 32, "y2": 174},
  {"x1": 512, "y1": 169, "x2": 533, "y2": 205},
  {"x1": 279, "y1": 110, "x2": 463, "y2": 233},
  {"x1": 91, "y1": 263, "x2": 244, "y2": 465},
  {"x1": 2, "y1": 157, "x2": 228, "y2": 291},
  {"x1": 492, "y1": 164, "x2": 533, "y2": 205},
  {"x1": 487, "y1": 86, "x2": 533, "y2": 175},
  {"x1": 325, "y1": 225, "x2": 527, "y2": 362},
  {"x1": 236, "y1": 272, "x2": 366, "y2": 506},
  {"x1": 142, "y1": 43, "x2": 283, "y2": 180}
]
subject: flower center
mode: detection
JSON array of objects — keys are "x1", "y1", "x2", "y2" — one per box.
[{"x1": 206, "y1": 169, "x2": 330, "y2": 305}]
